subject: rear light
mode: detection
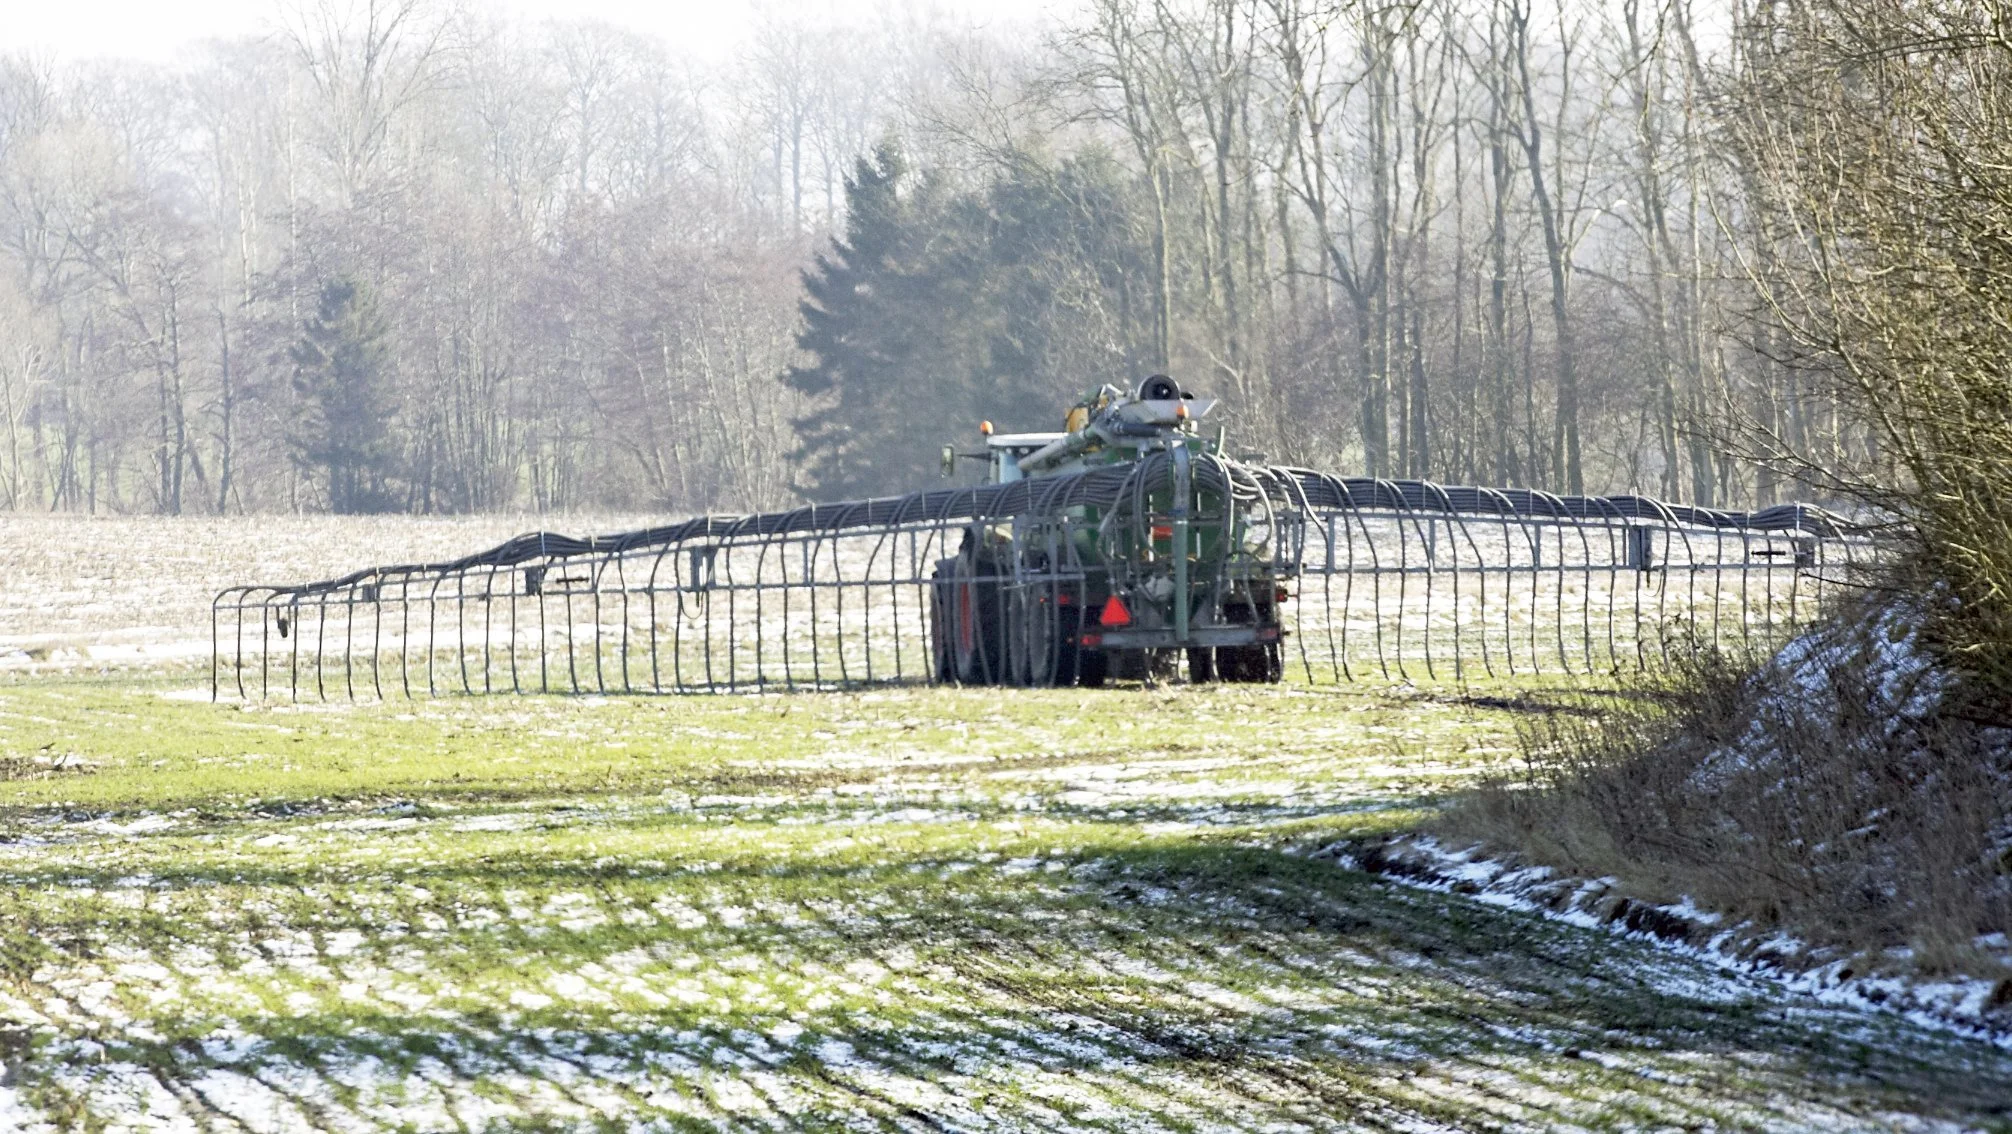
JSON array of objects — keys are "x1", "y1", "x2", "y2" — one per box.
[
  {"x1": 1258, "y1": 627, "x2": 1280, "y2": 641},
  {"x1": 1079, "y1": 633, "x2": 1102, "y2": 647},
  {"x1": 1276, "y1": 586, "x2": 1291, "y2": 603},
  {"x1": 1151, "y1": 524, "x2": 1172, "y2": 540}
]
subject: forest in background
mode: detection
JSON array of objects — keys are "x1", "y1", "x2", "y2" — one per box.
[{"x1": 0, "y1": 0, "x2": 1857, "y2": 514}]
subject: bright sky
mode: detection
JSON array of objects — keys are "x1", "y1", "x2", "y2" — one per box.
[{"x1": 0, "y1": 0, "x2": 1062, "y2": 65}]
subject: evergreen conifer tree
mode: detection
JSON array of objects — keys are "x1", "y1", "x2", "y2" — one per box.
[
  {"x1": 291, "y1": 278, "x2": 399, "y2": 513},
  {"x1": 785, "y1": 145, "x2": 912, "y2": 498},
  {"x1": 784, "y1": 148, "x2": 1155, "y2": 500}
]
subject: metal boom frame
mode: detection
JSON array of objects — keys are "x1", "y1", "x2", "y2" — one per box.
[{"x1": 211, "y1": 464, "x2": 1875, "y2": 700}]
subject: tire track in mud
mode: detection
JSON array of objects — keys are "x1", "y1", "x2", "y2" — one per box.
[
  {"x1": 19, "y1": 870, "x2": 2012, "y2": 1133},
  {"x1": 963, "y1": 863, "x2": 2006, "y2": 1132},
  {"x1": 941, "y1": 941, "x2": 1461, "y2": 1131}
]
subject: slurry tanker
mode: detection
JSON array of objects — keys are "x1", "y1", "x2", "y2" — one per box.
[{"x1": 929, "y1": 374, "x2": 1291, "y2": 686}]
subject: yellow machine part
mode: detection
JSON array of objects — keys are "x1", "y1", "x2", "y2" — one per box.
[{"x1": 1064, "y1": 391, "x2": 1110, "y2": 434}]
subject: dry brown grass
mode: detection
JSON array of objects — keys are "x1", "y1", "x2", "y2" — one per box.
[{"x1": 1444, "y1": 589, "x2": 2012, "y2": 975}]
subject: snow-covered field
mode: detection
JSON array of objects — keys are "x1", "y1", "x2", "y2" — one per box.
[
  {"x1": 0, "y1": 676, "x2": 2008, "y2": 1129},
  {"x1": 0, "y1": 515, "x2": 1997, "y2": 1130},
  {"x1": 0, "y1": 513, "x2": 657, "y2": 671}
]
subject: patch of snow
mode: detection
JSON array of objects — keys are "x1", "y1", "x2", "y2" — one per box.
[
  {"x1": 322, "y1": 931, "x2": 366, "y2": 957},
  {"x1": 92, "y1": 815, "x2": 175, "y2": 836},
  {"x1": 1335, "y1": 834, "x2": 2012, "y2": 1049},
  {"x1": 0, "y1": 1085, "x2": 52, "y2": 1133},
  {"x1": 450, "y1": 813, "x2": 533, "y2": 832}
]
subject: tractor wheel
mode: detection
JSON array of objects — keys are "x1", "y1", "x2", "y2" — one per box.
[
  {"x1": 1116, "y1": 649, "x2": 1179, "y2": 684},
  {"x1": 1005, "y1": 589, "x2": 1038, "y2": 687},
  {"x1": 950, "y1": 552, "x2": 1005, "y2": 685},
  {"x1": 1187, "y1": 647, "x2": 1217, "y2": 683},
  {"x1": 1218, "y1": 642, "x2": 1283, "y2": 684},
  {"x1": 1019, "y1": 588, "x2": 1065, "y2": 687},
  {"x1": 1213, "y1": 601, "x2": 1284, "y2": 684},
  {"x1": 1004, "y1": 581, "x2": 1086, "y2": 687},
  {"x1": 1052, "y1": 598, "x2": 1083, "y2": 687},
  {"x1": 928, "y1": 560, "x2": 958, "y2": 682},
  {"x1": 1002, "y1": 590, "x2": 1027, "y2": 686},
  {"x1": 1076, "y1": 639, "x2": 1108, "y2": 688},
  {"x1": 1259, "y1": 642, "x2": 1284, "y2": 682}
]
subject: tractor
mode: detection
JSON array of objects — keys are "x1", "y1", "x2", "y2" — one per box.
[{"x1": 929, "y1": 375, "x2": 1293, "y2": 686}]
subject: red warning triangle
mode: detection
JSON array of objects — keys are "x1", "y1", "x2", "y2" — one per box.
[{"x1": 1098, "y1": 595, "x2": 1132, "y2": 627}]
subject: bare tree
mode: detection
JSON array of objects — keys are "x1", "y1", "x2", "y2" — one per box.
[
  {"x1": 282, "y1": 0, "x2": 455, "y2": 205},
  {"x1": 0, "y1": 0, "x2": 1845, "y2": 519}
]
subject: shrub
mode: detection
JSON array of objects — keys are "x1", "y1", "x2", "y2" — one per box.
[{"x1": 1449, "y1": 589, "x2": 2012, "y2": 972}]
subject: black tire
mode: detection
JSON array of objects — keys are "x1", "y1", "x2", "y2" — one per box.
[
  {"x1": 1053, "y1": 600, "x2": 1083, "y2": 687},
  {"x1": 950, "y1": 551, "x2": 1005, "y2": 685},
  {"x1": 929, "y1": 560, "x2": 958, "y2": 682},
  {"x1": 1021, "y1": 588, "x2": 1064, "y2": 687},
  {"x1": 1187, "y1": 646, "x2": 1217, "y2": 683},
  {"x1": 1006, "y1": 589, "x2": 1039, "y2": 687},
  {"x1": 1076, "y1": 643, "x2": 1109, "y2": 688},
  {"x1": 1113, "y1": 649, "x2": 1177, "y2": 683},
  {"x1": 1218, "y1": 641, "x2": 1283, "y2": 684},
  {"x1": 1213, "y1": 600, "x2": 1284, "y2": 684}
]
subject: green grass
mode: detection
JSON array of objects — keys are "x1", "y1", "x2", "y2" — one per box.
[
  {"x1": 0, "y1": 673, "x2": 1502, "y2": 814},
  {"x1": 0, "y1": 672, "x2": 2007, "y2": 1131}
]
